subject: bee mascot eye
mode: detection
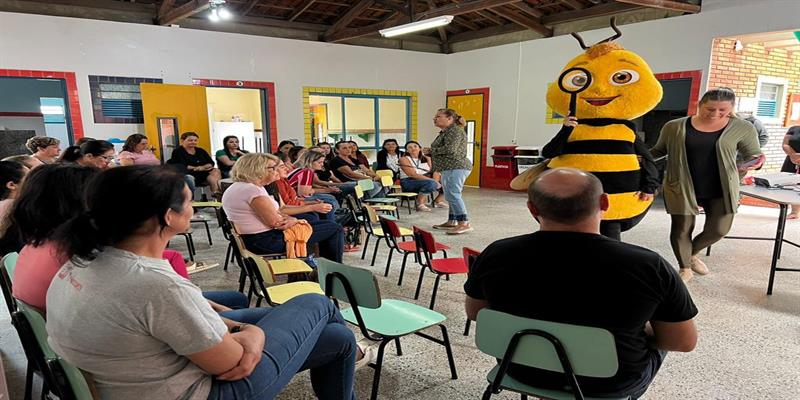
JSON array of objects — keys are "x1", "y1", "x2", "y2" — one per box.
[
  {"x1": 563, "y1": 71, "x2": 590, "y2": 90},
  {"x1": 610, "y1": 70, "x2": 639, "y2": 86}
]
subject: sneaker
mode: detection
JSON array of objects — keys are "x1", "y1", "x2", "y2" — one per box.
[
  {"x1": 690, "y1": 256, "x2": 709, "y2": 275},
  {"x1": 679, "y1": 268, "x2": 694, "y2": 283},
  {"x1": 446, "y1": 223, "x2": 474, "y2": 235},
  {"x1": 433, "y1": 221, "x2": 457, "y2": 230},
  {"x1": 355, "y1": 338, "x2": 379, "y2": 370},
  {"x1": 416, "y1": 204, "x2": 432, "y2": 212}
]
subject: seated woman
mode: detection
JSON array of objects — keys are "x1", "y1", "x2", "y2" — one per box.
[
  {"x1": 25, "y1": 136, "x2": 60, "y2": 165},
  {"x1": 215, "y1": 135, "x2": 248, "y2": 179},
  {"x1": 376, "y1": 138, "x2": 404, "y2": 179},
  {"x1": 291, "y1": 150, "x2": 343, "y2": 205},
  {"x1": 329, "y1": 142, "x2": 384, "y2": 198},
  {"x1": 119, "y1": 133, "x2": 160, "y2": 166},
  {"x1": 0, "y1": 161, "x2": 29, "y2": 246},
  {"x1": 169, "y1": 131, "x2": 222, "y2": 198},
  {"x1": 59, "y1": 139, "x2": 116, "y2": 170},
  {"x1": 46, "y1": 165, "x2": 358, "y2": 400},
  {"x1": 348, "y1": 140, "x2": 370, "y2": 167},
  {"x1": 2, "y1": 154, "x2": 42, "y2": 170},
  {"x1": 222, "y1": 153, "x2": 344, "y2": 262},
  {"x1": 398, "y1": 140, "x2": 442, "y2": 212},
  {"x1": 273, "y1": 152, "x2": 337, "y2": 218},
  {"x1": 277, "y1": 140, "x2": 295, "y2": 156}
]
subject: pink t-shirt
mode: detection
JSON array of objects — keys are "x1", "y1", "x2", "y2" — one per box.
[
  {"x1": 222, "y1": 182, "x2": 278, "y2": 235},
  {"x1": 12, "y1": 241, "x2": 67, "y2": 311},
  {"x1": 119, "y1": 150, "x2": 160, "y2": 166}
]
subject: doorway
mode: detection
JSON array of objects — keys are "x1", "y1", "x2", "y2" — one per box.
[{"x1": 446, "y1": 88, "x2": 490, "y2": 187}]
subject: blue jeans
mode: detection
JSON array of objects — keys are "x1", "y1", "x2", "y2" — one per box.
[
  {"x1": 400, "y1": 178, "x2": 439, "y2": 194},
  {"x1": 208, "y1": 294, "x2": 356, "y2": 400},
  {"x1": 440, "y1": 169, "x2": 470, "y2": 221},
  {"x1": 304, "y1": 193, "x2": 338, "y2": 220},
  {"x1": 204, "y1": 291, "x2": 249, "y2": 309},
  {"x1": 242, "y1": 222, "x2": 344, "y2": 262}
]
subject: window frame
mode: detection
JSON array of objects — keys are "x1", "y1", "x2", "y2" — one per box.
[{"x1": 754, "y1": 75, "x2": 789, "y2": 123}]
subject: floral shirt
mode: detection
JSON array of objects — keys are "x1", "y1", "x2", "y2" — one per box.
[{"x1": 430, "y1": 124, "x2": 471, "y2": 172}]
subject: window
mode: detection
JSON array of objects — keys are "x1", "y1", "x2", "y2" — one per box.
[
  {"x1": 89, "y1": 75, "x2": 162, "y2": 123},
  {"x1": 755, "y1": 76, "x2": 788, "y2": 120},
  {"x1": 308, "y1": 93, "x2": 410, "y2": 161}
]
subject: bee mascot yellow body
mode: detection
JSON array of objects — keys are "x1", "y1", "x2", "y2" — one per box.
[{"x1": 539, "y1": 33, "x2": 663, "y2": 239}]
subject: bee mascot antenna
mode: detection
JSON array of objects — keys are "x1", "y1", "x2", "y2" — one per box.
[{"x1": 511, "y1": 17, "x2": 663, "y2": 240}]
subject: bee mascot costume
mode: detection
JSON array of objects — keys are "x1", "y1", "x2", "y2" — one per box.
[{"x1": 512, "y1": 18, "x2": 662, "y2": 240}]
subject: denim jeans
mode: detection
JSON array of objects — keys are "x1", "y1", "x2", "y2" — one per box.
[
  {"x1": 304, "y1": 193, "x2": 338, "y2": 220},
  {"x1": 440, "y1": 169, "x2": 470, "y2": 221},
  {"x1": 243, "y1": 222, "x2": 344, "y2": 262},
  {"x1": 203, "y1": 291, "x2": 249, "y2": 309},
  {"x1": 208, "y1": 294, "x2": 356, "y2": 400},
  {"x1": 400, "y1": 178, "x2": 439, "y2": 194}
]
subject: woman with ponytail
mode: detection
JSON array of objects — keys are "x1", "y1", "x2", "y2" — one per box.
[
  {"x1": 430, "y1": 108, "x2": 473, "y2": 234},
  {"x1": 46, "y1": 165, "x2": 359, "y2": 400},
  {"x1": 58, "y1": 139, "x2": 116, "y2": 169}
]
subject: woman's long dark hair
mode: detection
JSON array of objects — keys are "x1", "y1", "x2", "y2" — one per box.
[
  {"x1": 53, "y1": 166, "x2": 187, "y2": 260},
  {"x1": 0, "y1": 161, "x2": 26, "y2": 200},
  {"x1": 221, "y1": 135, "x2": 248, "y2": 159},
  {"x1": 122, "y1": 134, "x2": 148, "y2": 153},
  {"x1": 376, "y1": 139, "x2": 404, "y2": 171},
  {"x1": 404, "y1": 140, "x2": 428, "y2": 164},
  {"x1": 4, "y1": 164, "x2": 99, "y2": 247},
  {"x1": 59, "y1": 140, "x2": 114, "y2": 163}
]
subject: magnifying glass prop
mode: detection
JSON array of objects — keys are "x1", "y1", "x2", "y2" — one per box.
[{"x1": 557, "y1": 67, "x2": 593, "y2": 118}]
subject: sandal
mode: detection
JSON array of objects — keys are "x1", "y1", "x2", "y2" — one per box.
[
  {"x1": 433, "y1": 202, "x2": 448, "y2": 208},
  {"x1": 788, "y1": 213, "x2": 798, "y2": 220},
  {"x1": 416, "y1": 204, "x2": 432, "y2": 212},
  {"x1": 355, "y1": 338, "x2": 379, "y2": 370}
]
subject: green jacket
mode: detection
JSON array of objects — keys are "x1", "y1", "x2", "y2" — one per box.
[
  {"x1": 651, "y1": 116, "x2": 761, "y2": 215},
  {"x1": 430, "y1": 124, "x2": 472, "y2": 172}
]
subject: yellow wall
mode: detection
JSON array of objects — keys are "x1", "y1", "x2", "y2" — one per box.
[
  {"x1": 141, "y1": 83, "x2": 211, "y2": 157},
  {"x1": 206, "y1": 87, "x2": 263, "y2": 130}
]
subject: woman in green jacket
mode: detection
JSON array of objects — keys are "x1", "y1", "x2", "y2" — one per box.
[
  {"x1": 652, "y1": 88, "x2": 763, "y2": 283},
  {"x1": 430, "y1": 108, "x2": 473, "y2": 235}
]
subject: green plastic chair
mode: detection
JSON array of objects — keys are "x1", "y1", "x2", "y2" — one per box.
[
  {"x1": 16, "y1": 301, "x2": 96, "y2": 400},
  {"x1": 3, "y1": 251, "x2": 18, "y2": 279},
  {"x1": 357, "y1": 179, "x2": 399, "y2": 205},
  {"x1": 316, "y1": 258, "x2": 458, "y2": 400},
  {"x1": 475, "y1": 309, "x2": 628, "y2": 400},
  {"x1": 1, "y1": 252, "x2": 18, "y2": 316}
]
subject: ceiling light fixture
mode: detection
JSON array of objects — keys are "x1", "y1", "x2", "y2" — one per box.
[
  {"x1": 208, "y1": 0, "x2": 231, "y2": 22},
  {"x1": 379, "y1": 15, "x2": 454, "y2": 38}
]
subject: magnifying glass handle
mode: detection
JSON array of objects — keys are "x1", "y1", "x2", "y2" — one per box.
[{"x1": 569, "y1": 94, "x2": 577, "y2": 118}]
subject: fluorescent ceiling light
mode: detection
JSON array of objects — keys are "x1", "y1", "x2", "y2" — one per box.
[
  {"x1": 208, "y1": 8, "x2": 220, "y2": 21},
  {"x1": 217, "y1": 7, "x2": 232, "y2": 19},
  {"x1": 379, "y1": 15, "x2": 454, "y2": 38},
  {"x1": 40, "y1": 105, "x2": 64, "y2": 115}
]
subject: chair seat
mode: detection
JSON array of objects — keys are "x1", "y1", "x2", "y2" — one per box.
[
  {"x1": 371, "y1": 204, "x2": 397, "y2": 212},
  {"x1": 390, "y1": 184, "x2": 402, "y2": 190},
  {"x1": 388, "y1": 192, "x2": 417, "y2": 198},
  {"x1": 364, "y1": 197, "x2": 400, "y2": 204},
  {"x1": 340, "y1": 299, "x2": 446, "y2": 337},
  {"x1": 430, "y1": 258, "x2": 468, "y2": 274},
  {"x1": 397, "y1": 241, "x2": 450, "y2": 252},
  {"x1": 486, "y1": 365, "x2": 629, "y2": 400},
  {"x1": 265, "y1": 281, "x2": 324, "y2": 305},
  {"x1": 268, "y1": 258, "x2": 312, "y2": 275},
  {"x1": 192, "y1": 201, "x2": 222, "y2": 208},
  {"x1": 373, "y1": 227, "x2": 413, "y2": 237}
]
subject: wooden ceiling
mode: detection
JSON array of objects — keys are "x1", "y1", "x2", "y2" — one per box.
[{"x1": 1, "y1": 0, "x2": 703, "y2": 52}]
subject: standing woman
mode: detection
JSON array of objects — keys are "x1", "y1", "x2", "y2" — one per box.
[
  {"x1": 376, "y1": 139, "x2": 404, "y2": 179},
  {"x1": 119, "y1": 134, "x2": 160, "y2": 166},
  {"x1": 780, "y1": 125, "x2": 800, "y2": 218},
  {"x1": 26, "y1": 136, "x2": 60, "y2": 165},
  {"x1": 430, "y1": 108, "x2": 473, "y2": 234},
  {"x1": 651, "y1": 88, "x2": 763, "y2": 283},
  {"x1": 169, "y1": 132, "x2": 222, "y2": 198},
  {"x1": 216, "y1": 135, "x2": 248, "y2": 178}
]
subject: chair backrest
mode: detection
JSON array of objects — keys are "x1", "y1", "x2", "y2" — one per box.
[
  {"x1": 412, "y1": 226, "x2": 437, "y2": 256},
  {"x1": 48, "y1": 358, "x2": 97, "y2": 400},
  {"x1": 363, "y1": 205, "x2": 379, "y2": 224},
  {"x1": 463, "y1": 247, "x2": 481, "y2": 272},
  {"x1": 1, "y1": 253, "x2": 18, "y2": 315},
  {"x1": 248, "y1": 254, "x2": 278, "y2": 285},
  {"x1": 316, "y1": 258, "x2": 381, "y2": 309},
  {"x1": 353, "y1": 184, "x2": 365, "y2": 200},
  {"x1": 375, "y1": 169, "x2": 393, "y2": 178},
  {"x1": 228, "y1": 223, "x2": 257, "y2": 260},
  {"x1": 3, "y1": 252, "x2": 19, "y2": 279},
  {"x1": 16, "y1": 300, "x2": 57, "y2": 359},
  {"x1": 379, "y1": 175, "x2": 394, "y2": 188},
  {"x1": 475, "y1": 309, "x2": 618, "y2": 378},
  {"x1": 216, "y1": 207, "x2": 232, "y2": 239},
  {"x1": 378, "y1": 216, "x2": 403, "y2": 240},
  {"x1": 358, "y1": 179, "x2": 374, "y2": 191}
]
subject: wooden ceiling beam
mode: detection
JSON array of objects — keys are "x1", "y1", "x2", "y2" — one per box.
[
  {"x1": 425, "y1": 0, "x2": 449, "y2": 46},
  {"x1": 541, "y1": 1, "x2": 641, "y2": 25},
  {"x1": 417, "y1": 0, "x2": 522, "y2": 19},
  {"x1": 239, "y1": 0, "x2": 261, "y2": 16},
  {"x1": 449, "y1": 22, "x2": 525, "y2": 43},
  {"x1": 324, "y1": 0, "x2": 374, "y2": 37},
  {"x1": 326, "y1": 11, "x2": 405, "y2": 42},
  {"x1": 561, "y1": 0, "x2": 585, "y2": 10},
  {"x1": 491, "y1": 5, "x2": 552, "y2": 36},
  {"x1": 287, "y1": 0, "x2": 316, "y2": 21},
  {"x1": 614, "y1": 0, "x2": 700, "y2": 13},
  {"x1": 158, "y1": 0, "x2": 210, "y2": 25},
  {"x1": 158, "y1": 0, "x2": 175, "y2": 18},
  {"x1": 508, "y1": 2, "x2": 543, "y2": 18},
  {"x1": 374, "y1": 0, "x2": 410, "y2": 15}
]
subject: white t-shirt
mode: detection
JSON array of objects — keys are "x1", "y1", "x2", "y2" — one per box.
[
  {"x1": 386, "y1": 154, "x2": 400, "y2": 173},
  {"x1": 399, "y1": 155, "x2": 431, "y2": 179},
  {"x1": 221, "y1": 181, "x2": 279, "y2": 235},
  {"x1": 46, "y1": 247, "x2": 228, "y2": 400}
]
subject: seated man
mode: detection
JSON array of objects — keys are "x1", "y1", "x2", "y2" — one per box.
[{"x1": 464, "y1": 167, "x2": 697, "y2": 399}]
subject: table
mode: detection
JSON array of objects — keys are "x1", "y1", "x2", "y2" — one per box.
[{"x1": 724, "y1": 185, "x2": 800, "y2": 294}]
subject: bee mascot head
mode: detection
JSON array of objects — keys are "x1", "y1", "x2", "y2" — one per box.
[{"x1": 512, "y1": 18, "x2": 663, "y2": 236}]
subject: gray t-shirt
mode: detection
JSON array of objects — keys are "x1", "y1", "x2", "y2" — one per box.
[{"x1": 46, "y1": 247, "x2": 228, "y2": 400}]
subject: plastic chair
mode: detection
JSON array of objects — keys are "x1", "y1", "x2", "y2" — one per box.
[
  {"x1": 375, "y1": 169, "x2": 401, "y2": 190},
  {"x1": 475, "y1": 309, "x2": 627, "y2": 400},
  {"x1": 363, "y1": 205, "x2": 411, "y2": 265},
  {"x1": 354, "y1": 184, "x2": 398, "y2": 218},
  {"x1": 176, "y1": 230, "x2": 196, "y2": 261},
  {"x1": 317, "y1": 258, "x2": 458, "y2": 400},
  {"x1": 2, "y1": 252, "x2": 18, "y2": 316},
  {"x1": 412, "y1": 226, "x2": 469, "y2": 309},
  {"x1": 358, "y1": 179, "x2": 400, "y2": 206},
  {"x1": 379, "y1": 175, "x2": 417, "y2": 214},
  {"x1": 242, "y1": 255, "x2": 323, "y2": 307},
  {"x1": 377, "y1": 217, "x2": 449, "y2": 286},
  {"x1": 190, "y1": 215, "x2": 213, "y2": 245},
  {"x1": 461, "y1": 247, "x2": 481, "y2": 336}
]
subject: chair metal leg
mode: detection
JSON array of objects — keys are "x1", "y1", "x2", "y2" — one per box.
[
  {"x1": 40, "y1": 382, "x2": 48, "y2": 400},
  {"x1": 463, "y1": 319, "x2": 472, "y2": 336},
  {"x1": 520, "y1": 395, "x2": 528, "y2": 400},
  {"x1": 24, "y1": 363, "x2": 33, "y2": 400},
  {"x1": 398, "y1": 252, "x2": 410, "y2": 286},
  {"x1": 414, "y1": 267, "x2": 426, "y2": 300},
  {"x1": 369, "y1": 339, "x2": 392, "y2": 400},
  {"x1": 706, "y1": 246, "x2": 711, "y2": 256},
  {"x1": 481, "y1": 385, "x2": 494, "y2": 400},
  {"x1": 445, "y1": 273, "x2": 450, "y2": 281},
  {"x1": 370, "y1": 237, "x2": 382, "y2": 266},
  {"x1": 441, "y1": 249, "x2": 447, "y2": 258},
  {"x1": 361, "y1": 234, "x2": 371, "y2": 260},
  {"x1": 406, "y1": 198, "x2": 413, "y2": 215},
  {"x1": 384, "y1": 248, "x2": 394, "y2": 277},
  {"x1": 205, "y1": 222, "x2": 212, "y2": 245},
  {"x1": 394, "y1": 337, "x2": 402, "y2": 356},
  {"x1": 237, "y1": 266, "x2": 247, "y2": 293},
  {"x1": 223, "y1": 242, "x2": 232, "y2": 271},
  {"x1": 429, "y1": 274, "x2": 444, "y2": 309},
  {"x1": 183, "y1": 234, "x2": 195, "y2": 262},
  {"x1": 439, "y1": 324, "x2": 458, "y2": 379}
]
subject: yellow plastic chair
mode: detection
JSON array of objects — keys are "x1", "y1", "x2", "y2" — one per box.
[
  {"x1": 362, "y1": 205, "x2": 412, "y2": 266},
  {"x1": 243, "y1": 255, "x2": 323, "y2": 306},
  {"x1": 375, "y1": 169, "x2": 402, "y2": 190},
  {"x1": 355, "y1": 184, "x2": 398, "y2": 218},
  {"x1": 380, "y1": 175, "x2": 417, "y2": 215}
]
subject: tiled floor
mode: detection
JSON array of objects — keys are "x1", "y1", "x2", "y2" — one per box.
[{"x1": 2, "y1": 188, "x2": 799, "y2": 399}]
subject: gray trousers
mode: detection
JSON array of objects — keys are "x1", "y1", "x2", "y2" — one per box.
[{"x1": 669, "y1": 197, "x2": 735, "y2": 268}]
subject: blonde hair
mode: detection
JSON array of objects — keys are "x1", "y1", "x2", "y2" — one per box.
[
  {"x1": 437, "y1": 108, "x2": 466, "y2": 127},
  {"x1": 231, "y1": 153, "x2": 279, "y2": 183}
]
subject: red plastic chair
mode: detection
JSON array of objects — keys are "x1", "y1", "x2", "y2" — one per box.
[
  {"x1": 461, "y1": 247, "x2": 481, "y2": 336},
  {"x1": 413, "y1": 226, "x2": 468, "y2": 309},
  {"x1": 378, "y1": 217, "x2": 449, "y2": 286}
]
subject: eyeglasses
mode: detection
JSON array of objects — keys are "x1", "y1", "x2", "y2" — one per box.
[{"x1": 99, "y1": 155, "x2": 115, "y2": 163}]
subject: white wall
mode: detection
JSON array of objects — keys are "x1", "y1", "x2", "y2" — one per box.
[
  {"x1": 446, "y1": 0, "x2": 800, "y2": 163},
  {"x1": 0, "y1": 11, "x2": 447, "y2": 146}
]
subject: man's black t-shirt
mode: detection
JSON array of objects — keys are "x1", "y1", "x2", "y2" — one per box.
[
  {"x1": 329, "y1": 157, "x2": 359, "y2": 182},
  {"x1": 464, "y1": 231, "x2": 697, "y2": 395}
]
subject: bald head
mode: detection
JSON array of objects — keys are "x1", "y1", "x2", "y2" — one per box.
[{"x1": 528, "y1": 168, "x2": 604, "y2": 224}]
